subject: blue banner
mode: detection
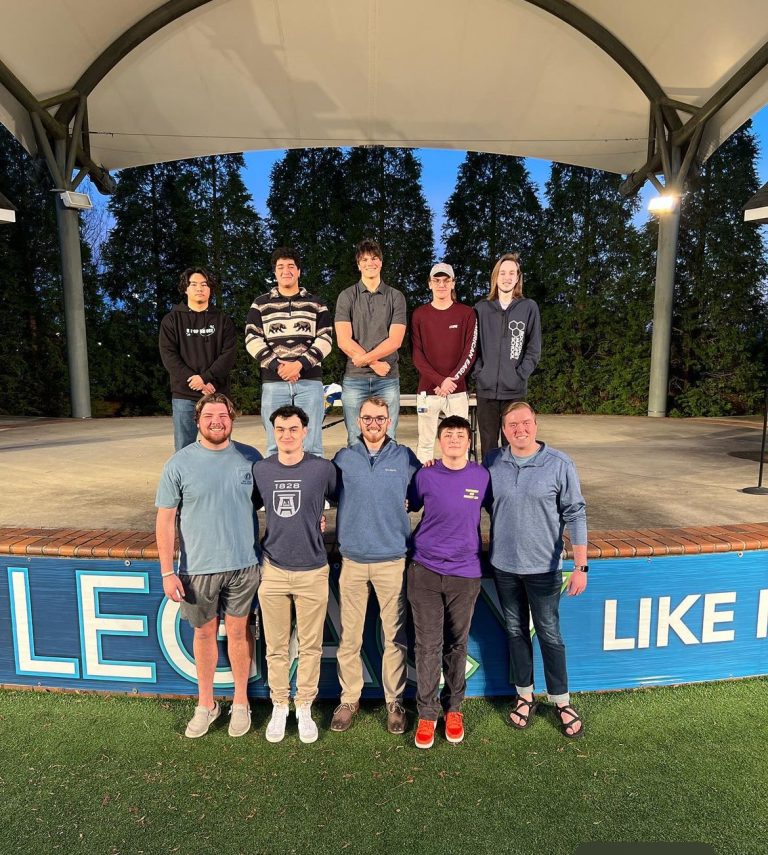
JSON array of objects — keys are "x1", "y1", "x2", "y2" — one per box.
[{"x1": 0, "y1": 551, "x2": 765, "y2": 697}]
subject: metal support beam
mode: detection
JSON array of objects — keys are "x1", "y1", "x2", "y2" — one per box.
[
  {"x1": 648, "y1": 149, "x2": 682, "y2": 418},
  {"x1": 55, "y1": 197, "x2": 91, "y2": 418},
  {"x1": 621, "y1": 37, "x2": 768, "y2": 197}
]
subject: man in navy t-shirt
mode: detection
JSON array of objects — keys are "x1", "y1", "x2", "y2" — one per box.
[{"x1": 406, "y1": 416, "x2": 490, "y2": 749}]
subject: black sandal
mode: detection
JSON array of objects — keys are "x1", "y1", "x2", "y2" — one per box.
[
  {"x1": 508, "y1": 697, "x2": 538, "y2": 729},
  {"x1": 555, "y1": 703, "x2": 584, "y2": 739}
]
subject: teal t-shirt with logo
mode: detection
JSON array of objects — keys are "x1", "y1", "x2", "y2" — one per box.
[{"x1": 155, "y1": 440, "x2": 262, "y2": 574}]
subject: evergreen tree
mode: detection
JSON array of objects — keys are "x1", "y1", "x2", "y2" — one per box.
[
  {"x1": 534, "y1": 164, "x2": 646, "y2": 413},
  {"x1": 667, "y1": 122, "x2": 767, "y2": 416},
  {"x1": 100, "y1": 155, "x2": 268, "y2": 414},
  {"x1": 266, "y1": 148, "x2": 350, "y2": 383},
  {"x1": 442, "y1": 153, "x2": 542, "y2": 304},
  {"x1": 343, "y1": 147, "x2": 434, "y2": 391}
]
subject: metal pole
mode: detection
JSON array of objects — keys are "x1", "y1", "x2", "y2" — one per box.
[
  {"x1": 742, "y1": 385, "x2": 768, "y2": 494},
  {"x1": 647, "y1": 199, "x2": 682, "y2": 417},
  {"x1": 55, "y1": 196, "x2": 92, "y2": 418}
]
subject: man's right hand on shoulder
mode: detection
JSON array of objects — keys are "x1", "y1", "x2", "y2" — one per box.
[{"x1": 162, "y1": 574, "x2": 185, "y2": 603}]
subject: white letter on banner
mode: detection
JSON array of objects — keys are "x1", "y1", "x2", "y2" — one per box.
[
  {"x1": 756, "y1": 589, "x2": 768, "y2": 639},
  {"x1": 603, "y1": 599, "x2": 635, "y2": 650},
  {"x1": 157, "y1": 598, "x2": 260, "y2": 685},
  {"x1": 7, "y1": 567, "x2": 79, "y2": 677},
  {"x1": 77, "y1": 571, "x2": 155, "y2": 682},
  {"x1": 637, "y1": 597, "x2": 652, "y2": 648},
  {"x1": 656, "y1": 594, "x2": 700, "y2": 647},
  {"x1": 701, "y1": 592, "x2": 736, "y2": 643}
]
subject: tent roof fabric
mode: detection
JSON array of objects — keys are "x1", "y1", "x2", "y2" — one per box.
[{"x1": 2, "y1": 0, "x2": 768, "y2": 182}]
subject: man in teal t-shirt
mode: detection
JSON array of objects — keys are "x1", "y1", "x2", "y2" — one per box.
[{"x1": 155, "y1": 393, "x2": 262, "y2": 739}]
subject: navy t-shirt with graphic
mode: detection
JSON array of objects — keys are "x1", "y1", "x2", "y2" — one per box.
[{"x1": 252, "y1": 453, "x2": 337, "y2": 571}]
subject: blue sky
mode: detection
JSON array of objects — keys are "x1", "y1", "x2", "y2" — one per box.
[{"x1": 241, "y1": 106, "x2": 768, "y2": 256}]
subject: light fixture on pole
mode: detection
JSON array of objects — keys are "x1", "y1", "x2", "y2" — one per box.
[
  {"x1": 647, "y1": 193, "x2": 679, "y2": 215},
  {"x1": 56, "y1": 189, "x2": 93, "y2": 210},
  {"x1": 0, "y1": 190, "x2": 16, "y2": 224}
]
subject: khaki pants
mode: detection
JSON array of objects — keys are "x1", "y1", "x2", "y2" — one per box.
[
  {"x1": 259, "y1": 557, "x2": 330, "y2": 705},
  {"x1": 336, "y1": 557, "x2": 407, "y2": 704},
  {"x1": 416, "y1": 392, "x2": 470, "y2": 463}
]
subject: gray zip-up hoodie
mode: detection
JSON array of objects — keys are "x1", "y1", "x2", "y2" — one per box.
[
  {"x1": 485, "y1": 442, "x2": 587, "y2": 574},
  {"x1": 473, "y1": 297, "x2": 541, "y2": 399}
]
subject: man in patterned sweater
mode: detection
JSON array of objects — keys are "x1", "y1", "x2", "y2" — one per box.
[{"x1": 245, "y1": 247, "x2": 333, "y2": 456}]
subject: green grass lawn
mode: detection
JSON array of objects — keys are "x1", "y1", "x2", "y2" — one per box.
[{"x1": 1, "y1": 680, "x2": 765, "y2": 855}]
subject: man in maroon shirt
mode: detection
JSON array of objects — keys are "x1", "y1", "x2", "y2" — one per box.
[{"x1": 410, "y1": 263, "x2": 478, "y2": 463}]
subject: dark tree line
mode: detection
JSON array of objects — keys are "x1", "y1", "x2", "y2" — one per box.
[{"x1": 0, "y1": 126, "x2": 765, "y2": 418}]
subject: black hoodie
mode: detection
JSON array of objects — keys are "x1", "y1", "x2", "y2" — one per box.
[{"x1": 159, "y1": 302, "x2": 237, "y2": 401}]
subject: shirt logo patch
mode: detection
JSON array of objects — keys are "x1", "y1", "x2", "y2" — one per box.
[
  {"x1": 240, "y1": 472, "x2": 252, "y2": 485},
  {"x1": 273, "y1": 480, "x2": 301, "y2": 517},
  {"x1": 463, "y1": 489, "x2": 480, "y2": 501},
  {"x1": 449, "y1": 324, "x2": 459, "y2": 329}
]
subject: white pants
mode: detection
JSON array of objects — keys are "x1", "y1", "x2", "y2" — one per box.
[{"x1": 416, "y1": 392, "x2": 470, "y2": 463}]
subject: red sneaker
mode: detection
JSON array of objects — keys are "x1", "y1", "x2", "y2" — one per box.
[
  {"x1": 445, "y1": 711, "x2": 464, "y2": 744},
  {"x1": 414, "y1": 719, "x2": 436, "y2": 749}
]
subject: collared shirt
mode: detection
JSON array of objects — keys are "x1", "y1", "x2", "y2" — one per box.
[
  {"x1": 486, "y1": 442, "x2": 588, "y2": 574},
  {"x1": 334, "y1": 280, "x2": 407, "y2": 378}
]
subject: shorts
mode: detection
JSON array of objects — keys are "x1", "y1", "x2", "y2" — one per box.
[{"x1": 179, "y1": 565, "x2": 260, "y2": 629}]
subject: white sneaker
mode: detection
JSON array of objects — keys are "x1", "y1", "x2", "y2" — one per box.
[
  {"x1": 296, "y1": 703, "x2": 319, "y2": 744},
  {"x1": 228, "y1": 703, "x2": 251, "y2": 738},
  {"x1": 265, "y1": 703, "x2": 289, "y2": 743},
  {"x1": 184, "y1": 702, "x2": 220, "y2": 738}
]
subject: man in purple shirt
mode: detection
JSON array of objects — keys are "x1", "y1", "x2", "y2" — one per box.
[{"x1": 406, "y1": 416, "x2": 490, "y2": 749}]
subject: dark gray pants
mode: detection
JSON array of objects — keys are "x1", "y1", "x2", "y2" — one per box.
[{"x1": 407, "y1": 561, "x2": 481, "y2": 720}]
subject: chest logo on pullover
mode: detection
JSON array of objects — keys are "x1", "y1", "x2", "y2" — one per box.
[
  {"x1": 185, "y1": 324, "x2": 215, "y2": 338},
  {"x1": 273, "y1": 480, "x2": 301, "y2": 517},
  {"x1": 508, "y1": 320, "x2": 526, "y2": 360},
  {"x1": 463, "y1": 488, "x2": 480, "y2": 501}
]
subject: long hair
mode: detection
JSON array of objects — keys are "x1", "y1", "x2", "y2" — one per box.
[{"x1": 488, "y1": 252, "x2": 523, "y2": 301}]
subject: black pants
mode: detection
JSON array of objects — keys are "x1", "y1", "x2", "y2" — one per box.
[
  {"x1": 476, "y1": 396, "x2": 520, "y2": 460},
  {"x1": 407, "y1": 561, "x2": 481, "y2": 720}
]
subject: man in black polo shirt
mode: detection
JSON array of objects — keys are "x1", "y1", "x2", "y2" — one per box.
[{"x1": 334, "y1": 238, "x2": 407, "y2": 444}]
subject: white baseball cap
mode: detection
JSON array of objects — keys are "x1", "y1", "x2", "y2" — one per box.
[{"x1": 430, "y1": 262, "x2": 455, "y2": 278}]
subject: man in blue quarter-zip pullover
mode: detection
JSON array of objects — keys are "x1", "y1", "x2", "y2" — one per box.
[
  {"x1": 330, "y1": 396, "x2": 420, "y2": 735},
  {"x1": 486, "y1": 401, "x2": 588, "y2": 739}
]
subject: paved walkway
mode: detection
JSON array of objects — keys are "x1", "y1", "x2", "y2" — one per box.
[{"x1": 0, "y1": 413, "x2": 766, "y2": 532}]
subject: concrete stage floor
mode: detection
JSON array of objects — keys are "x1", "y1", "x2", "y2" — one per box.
[{"x1": 1, "y1": 412, "x2": 766, "y2": 532}]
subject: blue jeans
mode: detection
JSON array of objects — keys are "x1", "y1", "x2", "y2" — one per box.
[
  {"x1": 261, "y1": 380, "x2": 324, "y2": 457},
  {"x1": 493, "y1": 569, "x2": 569, "y2": 704},
  {"x1": 172, "y1": 398, "x2": 198, "y2": 451},
  {"x1": 341, "y1": 376, "x2": 400, "y2": 446}
]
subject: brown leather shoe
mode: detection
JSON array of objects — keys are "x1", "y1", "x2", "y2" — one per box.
[
  {"x1": 330, "y1": 701, "x2": 359, "y2": 732},
  {"x1": 386, "y1": 701, "x2": 407, "y2": 734}
]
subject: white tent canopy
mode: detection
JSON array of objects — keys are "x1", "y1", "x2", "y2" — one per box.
[
  {"x1": 2, "y1": 0, "x2": 768, "y2": 418},
  {"x1": 2, "y1": 0, "x2": 768, "y2": 181}
]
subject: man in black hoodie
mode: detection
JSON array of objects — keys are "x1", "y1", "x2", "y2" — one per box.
[{"x1": 159, "y1": 268, "x2": 238, "y2": 450}]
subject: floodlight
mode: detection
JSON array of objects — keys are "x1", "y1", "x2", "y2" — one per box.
[
  {"x1": 647, "y1": 194, "x2": 678, "y2": 215},
  {"x1": 58, "y1": 190, "x2": 93, "y2": 210},
  {"x1": 0, "y1": 190, "x2": 16, "y2": 223}
]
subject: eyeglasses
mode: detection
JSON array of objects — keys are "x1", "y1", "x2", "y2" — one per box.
[{"x1": 360, "y1": 415, "x2": 388, "y2": 425}]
